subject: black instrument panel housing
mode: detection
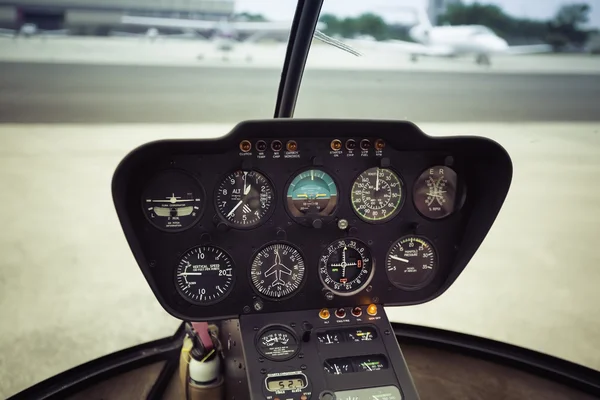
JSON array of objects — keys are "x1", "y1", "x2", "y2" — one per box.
[{"x1": 112, "y1": 119, "x2": 512, "y2": 321}]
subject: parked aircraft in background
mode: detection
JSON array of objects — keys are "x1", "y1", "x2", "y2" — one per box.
[
  {"x1": 0, "y1": 23, "x2": 69, "y2": 39},
  {"x1": 109, "y1": 27, "x2": 201, "y2": 41},
  {"x1": 348, "y1": 7, "x2": 551, "y2": 65}
]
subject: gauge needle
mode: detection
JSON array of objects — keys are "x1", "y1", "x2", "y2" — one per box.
[
  {"x1": 177, "y1": 272, "x2": 204, "y2": 276},
  {"x1": 227, "y1": 200, "x2": 243, "y2": 217},
  {"x1": 390, "y1": 255, "x2": 409, "y2": 263},
  {"x1": 335, "y1": 364, "x2": 340, "y2": 374},
  {"x1": 362, "y1": 362, "x2": 372, "y2": 371},
  {"x1": 150, "y1": 198, "x2": 193, "y2": 203},
  {"x1": 375, "y1": 168, "x2": 380, "y2": 191}
]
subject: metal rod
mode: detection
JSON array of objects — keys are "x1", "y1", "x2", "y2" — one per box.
[{"x1": 274, "y1": 0, "x2": 324, "y2": 118}]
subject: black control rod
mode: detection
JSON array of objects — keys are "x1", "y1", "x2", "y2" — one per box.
[{"x1": 274, "y1": 0, "x2": 324, "y2": 118}]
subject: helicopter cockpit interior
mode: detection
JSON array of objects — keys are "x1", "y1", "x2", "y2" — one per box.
[{"x1": 8, "y1": 1, "x2": 600, "y2": 400}]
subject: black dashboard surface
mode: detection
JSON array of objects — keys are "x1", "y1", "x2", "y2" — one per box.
[{"x1": 112, "y1": 119, "x2": 512, "y2": 321}]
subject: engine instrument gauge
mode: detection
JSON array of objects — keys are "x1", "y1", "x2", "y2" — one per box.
[
  {"x1": 175, "y1": 246, "x2": 234, "y2": 304},
  {"x1": 324, "y1": 358, "x2": 353, "y2": 375},
  {"x1": 386, "y1": 236, "x2": 438, "y2": 290},
  {"x1": 286, "y1": 169, "x2": 338, "y2": 217},
  {"x1": 319, "y1": 239, "x2": 374, "y2": 296},
  {"x1": 317, "y1": 331, "x2": 342, "y2": 345},
  {"x1": 351, "y1": 167, "x2": 403, "y2": 223},
  {"x1": 354, "y1": 355, "x2": 388, "y2": 372},
  {"x1": 215, "y1": 170, "x2": 274, "y2": 228},
  {"x1": 250, "y1": 243, "x2": 305, "y2": 299},
  {"x1": 142, "y1": 170, "x2": 203, "y2": 231},
  {"x1": 346, "y1": 326, "x2": 378, "y2": 342},
  {"x1": 256, "y1": 327, "x2": 300, "y2": 361},
  {"x1": 413, "y1": 166, "x2": 458, "y2": 219}
]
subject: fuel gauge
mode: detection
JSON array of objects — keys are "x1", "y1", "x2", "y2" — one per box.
[
  {"x1": 324, "y1": 358, "x2": 353, "y2": 375},
  {"x1": 317, "y1": 331, "x2": 342, "y2": 345}
]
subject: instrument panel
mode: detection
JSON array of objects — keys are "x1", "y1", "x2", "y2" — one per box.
[{"x1": 112, "y1": 119, "x2": 512, "y2": 320}]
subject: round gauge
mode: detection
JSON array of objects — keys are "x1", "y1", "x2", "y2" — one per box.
[
  {"x1": 175, "y1": 246, "x2": 235, "y2": 304},
  {"x1": 351, "y1": 167, "x2": 403, "y2": 223},
  {"x1": 386, "y1": 236, "x2": 437, "y2": 290},
  {"x1": 250, "y1": 243, "x2": 305, "y2": 299},
  {"x1": 319, "y1": 239, "x2": 374, "y2": 296},
  {"x1": 142, "y1": 170, "x2": 204, "y2": 231},
  {"x1": 215, "y1": 170, "x2": 275, "y2": 228},
  {"x1": 413, "y1": 166, "x2": 458, "y2": 219},
  {"x1": 286, "y1": 169, "x2": 338, "y2": 218},
  {"x1": 256, "y1": 327, "x2": 300, "y2": 361}
]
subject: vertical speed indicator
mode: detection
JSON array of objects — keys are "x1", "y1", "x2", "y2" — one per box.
[{"x1": 175, "y1": 246, "x2": 235, "y2": 305}]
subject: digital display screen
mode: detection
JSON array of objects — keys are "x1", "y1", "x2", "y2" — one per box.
[{"x1": 266, "y1": 375, "x2": 306, "y2": 391}]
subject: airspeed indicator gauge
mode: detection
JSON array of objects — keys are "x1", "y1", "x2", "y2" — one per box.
[{"x1": 351, "y1": 167, "x2": 403, "y2": 223}]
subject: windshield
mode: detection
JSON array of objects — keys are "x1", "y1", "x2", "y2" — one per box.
[
  {"x1": 298, "y1": 0, "x2": 600, "y2": 372},
  {"x1": 1, "y1": 0, "x2": 600, "y2": 397}
]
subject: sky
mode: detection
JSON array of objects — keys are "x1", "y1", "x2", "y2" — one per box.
[{"x1": 235, "y1": 0, "x2": 600, "y2": 28}]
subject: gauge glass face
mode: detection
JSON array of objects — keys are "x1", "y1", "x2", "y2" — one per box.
[
  {"x1": 175, "y1": 246, "x2": 234, "y2": 304},
  {"x1": 354, "y1": 355, "x2": 388, "y2": 372},
  {"x1": 324, "y1": 358, "x2": 353, "y2": 375},
  {"x1": 142, "y1": 170, "x2": 203, "y2": 231},
  {"x1": 215, "y1": 170, "x2": 274, "y2": 228},
  {"x1": 257, "y1": 327, "x2": 299, "y2": 361},
  {"x1": 346, "y1": 327, "x2": 377, "y2": 342},
  {"x1": 250, "y1": 243, "x2": 305, "y2": 299},
  {"x1": 413, "y1": 166, "x2": 458, "y2": 219},
  {"x1": 319, "y1": 239, "x2": 373, "y2": 296},
  {"x1": 351, "y1": 167, "x2": 403, "y2": 222},
  {"x1": 286, "y1": 169, "x2": 338, "y2": 217},
  {"x1": 386, "y1": 236, "x2": 437, "y2": 290},
  {"x1": 317, "y1": 331, "x2": 342, "y2": 345}
]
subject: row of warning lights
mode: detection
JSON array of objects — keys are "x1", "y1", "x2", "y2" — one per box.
[
  {"x1": 319, "y1": 304, "x2": 378, "y2": 320},
  {"x1": 239, "y1": 138, "x2": 386, "y2": 153}
]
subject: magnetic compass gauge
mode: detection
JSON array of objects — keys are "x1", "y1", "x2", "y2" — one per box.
[
  {"x1": 351, "y1": 167, "x2": 403, "y2": 223},
  {"x1": 215, "y1": 170, "x2": 275, "y2": 228},
  {"x1": 250, "y1": 243, "x2": 305, "y2": 299},
  {"x1": 413, "y1": 166, "x2": 458, "y2": 219},
  {"x1": 319, "y1": 239, "x2": 374, "y2": 296},
  {"x1": 175, "y1": 246, "x2": 235, "y2": 305},
  {"x1": 286, "y1": 169, "x2": 338, "y2": 218},
  {"x1": 386, "y1": 236, "x2": 438, "y2": 290},
  {"x1": 142, "y1": 170, "x2": 204, "y2": 232}
]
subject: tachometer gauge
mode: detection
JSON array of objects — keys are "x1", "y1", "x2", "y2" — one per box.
[
  {"x1": 319, "y1": 239, "x2": 374, "y2": 296},
  {"x1": 215, "y1": 170, "x2": 274, "y2": 228},
  {"x1": 256, "y1": 327, "x2": 300, "y2": 361},
  {"x1": 286, "y1": 169, "x2": 338, "y2": 217},
  {"x1": 351, "y1": 167, "x2": 403, "y2": 223},
  {"x1": 386, "y1": 236, "x2": 437, "y2": 290},
  {"x1": 175, "y1": 246, "x2": 235, "y2": 305},
  {"x1": 250, "y1": 243, "x2": 305, "y2": 299},
  {"x1": 413, "y1": 166, "x2": 458, "y2": 219},
  {"x1": 142, "y1": 170, "x2": 203, "y2": 231}
]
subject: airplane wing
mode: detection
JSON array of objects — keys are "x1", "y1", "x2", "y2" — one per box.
[
  {"x1": 121, "y1": 16, "x2": 218, "y2": 32},
  {"x1": 345, "y1": 38, "x2": 455, "y2": 57},
  {"x1": 506, "y1": 44, "x2": 552, "y2": 55}
]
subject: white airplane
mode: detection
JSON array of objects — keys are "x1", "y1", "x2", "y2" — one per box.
[
  {"x1": 348, "y1": 7, "x2": 551, "y2": 65},
  {"x1": 109, "y1": 27, "x2": 201, "y2": 41},
  {"x1": 0, "y1": 23, "x2": 69, "y2": 39}
]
